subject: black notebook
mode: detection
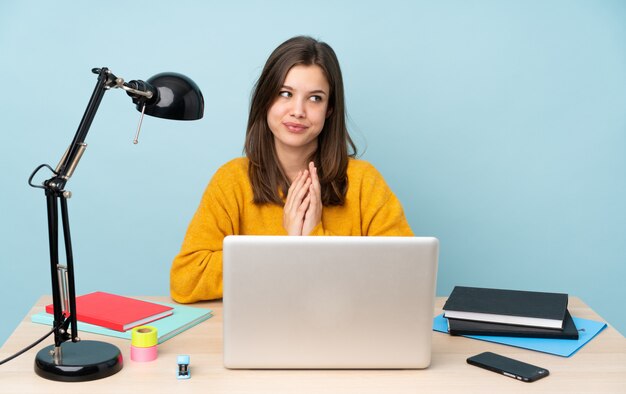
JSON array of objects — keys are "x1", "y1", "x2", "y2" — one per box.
[
  {"x1": 447, "y1": 310, "x2": 579, "y2": 339},
  {"x1": 443, "y1": 286, "x2": 568, "y2": 329}
]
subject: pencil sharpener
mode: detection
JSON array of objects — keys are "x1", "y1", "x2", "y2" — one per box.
[{"x1": 177, "y1": 355, "x2": 190, "y2": 379}]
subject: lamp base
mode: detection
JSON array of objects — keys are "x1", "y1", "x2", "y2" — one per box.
[{"x1": 34, "y1": 340, "x2": 123, "y2": 382}]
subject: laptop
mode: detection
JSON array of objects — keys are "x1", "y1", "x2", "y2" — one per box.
[{"x1": 222, "y1": 235, "x2": 439, "y2": 369}]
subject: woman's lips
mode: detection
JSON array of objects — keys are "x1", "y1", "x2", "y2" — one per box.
[{"x1": 283, "y1": 122, "x2": 308, "y2": 133}]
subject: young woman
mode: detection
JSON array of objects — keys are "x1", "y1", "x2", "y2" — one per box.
[{"x1": 170, "y1": 36, "x2": 413, "y2": 303}]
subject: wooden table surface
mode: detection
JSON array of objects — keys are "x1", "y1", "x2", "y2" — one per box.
[{"x1": 1, "y1": 296, "x2": 624, "y2": 393}]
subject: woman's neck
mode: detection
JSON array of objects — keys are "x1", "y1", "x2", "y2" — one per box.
[{"x1": 275, "y1": 144, "x2": 316, "y2": 182}]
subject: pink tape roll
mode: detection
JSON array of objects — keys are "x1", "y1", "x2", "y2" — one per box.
[{"x1": 130, "y1": 344, "x2": 158, "y2": 362}]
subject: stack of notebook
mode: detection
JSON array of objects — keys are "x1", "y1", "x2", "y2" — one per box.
[
  {"x1": 33, "y1": 291, "x2": 213, "y2": 343},
  {"x1": 45, "y1": 291, "x2": 175, "y2": 331},
  {"x1": 442, "y1": 286, "x2": 579, "y2": 339}
]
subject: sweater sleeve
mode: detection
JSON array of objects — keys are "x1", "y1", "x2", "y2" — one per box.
[
  {"x1": 170, "y1": 167, "x2": 239, "y2": 303},
  {"x1": 358, "y1": 162, "x2": 414, "y2": 236}
]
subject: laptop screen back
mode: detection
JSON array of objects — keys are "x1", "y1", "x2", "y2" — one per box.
[{"x1": 223, "y1": 235, "x2": 439, "y2": 369}]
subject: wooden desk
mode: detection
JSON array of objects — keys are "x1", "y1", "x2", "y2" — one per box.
[{"x1": 1, "y1": 297, "x2": 624, "y2": 393}]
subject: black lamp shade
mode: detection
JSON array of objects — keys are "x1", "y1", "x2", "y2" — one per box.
[{"x1": 140, "y1": 72, "x2": 204, "y2": 120}]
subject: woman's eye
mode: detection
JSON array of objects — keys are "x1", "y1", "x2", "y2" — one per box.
[
  {"x1": 279, "y1": 91, "x2": 292, "y2": 98},
  {"x1": 310, "y1": 95, "x2": 323, "y2": 102}
]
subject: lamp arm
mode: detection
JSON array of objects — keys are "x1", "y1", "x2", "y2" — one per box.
[{"x1": 47, "y1": 68, "x2": 115, "y2": 191}]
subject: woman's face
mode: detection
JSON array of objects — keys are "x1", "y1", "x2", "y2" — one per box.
[{"x1": 267, "y1": 64, "x2": 330, "y2": 159}]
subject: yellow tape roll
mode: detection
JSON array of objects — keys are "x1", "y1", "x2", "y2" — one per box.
[{"x1": 131, "y1": 325, "x2": 158, "y2": 348}]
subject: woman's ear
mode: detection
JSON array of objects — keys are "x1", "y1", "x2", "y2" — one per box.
[{"x1": 326, "y1": 107, "x2": 333, "y2": 118}]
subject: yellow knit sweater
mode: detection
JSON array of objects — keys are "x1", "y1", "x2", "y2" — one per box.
[{"x1": 170, "y1": 157, "x2": 413, "y2": 303}]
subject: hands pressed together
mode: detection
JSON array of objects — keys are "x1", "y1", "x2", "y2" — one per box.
[{"x1": 283, "y1": 162, "x2": 322, "y2": 236}]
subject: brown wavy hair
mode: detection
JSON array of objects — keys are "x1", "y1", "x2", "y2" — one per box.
[{"x1": 245, "y1": 36, "x2": 357, "y2": 206}]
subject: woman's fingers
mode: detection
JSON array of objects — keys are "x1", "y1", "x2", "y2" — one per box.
[
  {"x1": 302, "y1": 162, "x2": 322, "y2": 235},
  {"x1": 283, "y1": 170, "x2": 312, "y2": 235}
]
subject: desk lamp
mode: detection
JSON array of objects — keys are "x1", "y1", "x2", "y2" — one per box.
[{"x1": 28, "y1": 67, "x2": 204, "y2": 382}]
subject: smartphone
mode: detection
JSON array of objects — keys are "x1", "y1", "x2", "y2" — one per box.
[{"x1": 467, "y1": 352, "x2": 549, "y2": 382}]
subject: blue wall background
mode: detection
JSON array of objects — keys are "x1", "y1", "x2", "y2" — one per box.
[{"x1": 1, "y1": 0, "x2": 624, "y2": 347}]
